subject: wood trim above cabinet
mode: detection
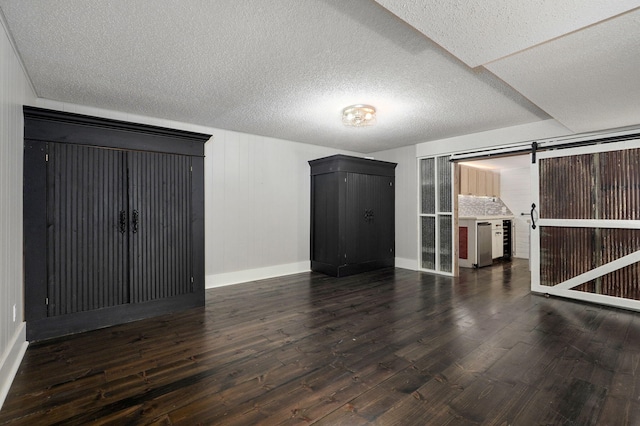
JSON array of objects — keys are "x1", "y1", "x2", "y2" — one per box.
[
  {"x1": 309, "y1": 154, "x2": 396, "y2": 177},
  {"x1": 23, "y1": 106, "x2": 210, "y2": 156}
]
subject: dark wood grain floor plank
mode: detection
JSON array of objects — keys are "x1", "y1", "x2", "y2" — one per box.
[{"x1": 2, "y1": 259, "x2": 640, "y2": 425}]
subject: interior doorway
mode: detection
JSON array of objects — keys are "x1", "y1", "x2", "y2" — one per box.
[
  {"x1": 455, "y1": 154, "x2": 531, "y2": 273},
  {"x1": 446, "y1": 130, "x2": 640, "y2": 312}
]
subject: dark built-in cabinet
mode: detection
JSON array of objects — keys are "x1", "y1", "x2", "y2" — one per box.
[
  {"x1": 23, "y1": 107, "x2": 211, "y2": 341},
  {"x1": 309, "y1": 155, "x2": 396, "y2": 277}
]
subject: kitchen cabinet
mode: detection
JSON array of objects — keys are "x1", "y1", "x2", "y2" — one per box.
[
  {"x1": 309, "y1": 154, "x2": 396, "y2": 277},
  {"x1": 23, "y1": 107, "x2": 210, "y2": 341},
  {"x1": 477, "y1": 170, "x2": 487, "y2": 195},
  {"x1": 458, "y1": 164, "x2": 500, "y2": 197},
  {"x1": 460, "y1": 166, "x2": 469, "y2": 195},
  {"x1": 460, "y1": 165, "x2": 479, "y2": 195},
  {"x1": 468, "y1": 167, "x2": 478, "y2": 194}
]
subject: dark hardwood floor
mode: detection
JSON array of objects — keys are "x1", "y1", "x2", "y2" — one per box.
[{"x1": 1, "y1": 259, "x2": 639, "y2": 425}]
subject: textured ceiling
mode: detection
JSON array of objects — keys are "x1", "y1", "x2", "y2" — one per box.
[
  {"x1": 0, "y1": 1, "x2": 638, "y2": 153},
  {"x1": 373, "y1": 0, "x2": 640, "y2": 67},
  {"x1": 485, "y1": 9, "x2": 640, "y2": 134}
]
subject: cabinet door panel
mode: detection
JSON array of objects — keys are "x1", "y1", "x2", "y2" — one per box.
[
  {"x1": 47, "y1": 143, "x2": 129, "y2": 316},
  {"x1": 128, "y1": 151, "x2": 193, "y2": 303},
  {"x1": 460, "y1": 165, "x2": 469, "y2": 195},
  {"x1": 477, "y1": 170, "x2": 487, "y2": 196},
  {"x1": 468, "y1": 167, "x2": 478, "y2": 195},
  {"x1": 311, "y1": 173, "x2": 340, "y2": 265},
  {"x1": 375, "y1": 176, "x2": 395, "y2": 261},
  {"x1": 345, "y1": 173, "x2": 370, "y2": 264},
  {"x1": 345, "y1": 173, "x2": 394, "y2": 264}
]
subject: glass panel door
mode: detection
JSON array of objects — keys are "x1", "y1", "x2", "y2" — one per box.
[{"x1": 419, "y1": 156, "x2": 454, "y2": 275}]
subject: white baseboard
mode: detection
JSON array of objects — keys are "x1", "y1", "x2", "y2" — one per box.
[
  {"x1": 206, "y1": 261, "x2": 310, "y2": 288},
  {"x1": 0, "y1": 322, "x2": 28, "y2": 410},
  {"x1": 395, "y1": 257, "x2": 419, "y2": 271},
  {"x1": 206, "y1": 259, "x2": 420, "y2": 288}
]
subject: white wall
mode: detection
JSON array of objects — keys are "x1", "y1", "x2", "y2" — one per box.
[
  {"x1": 499, "y1": 165, "x2": 532, "y2": 259},
  {"x1": 205, "y1": 129, "x2": 359, "y2": 286},
  {"x1": 371, "y1": 144, "x2": 419, "y2": 270},
  {"x1": 0, "y1": 14, "x2": 35, "y2": 409}
]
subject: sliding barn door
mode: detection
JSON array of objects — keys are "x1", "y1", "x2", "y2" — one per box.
[
  {"x1": 531, "y1": 140, "x2": 640, "y2": 310},
  {"x1": 47, "y1": 143, "x2": 130, "y2": 315},
  {"x1": 128, "y1": 151, "x2": 193, "y2": 303}
]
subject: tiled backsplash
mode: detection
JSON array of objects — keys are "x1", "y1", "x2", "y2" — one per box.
[{"x1": 459, "y1": 195, "x2": 513, "y2": 217}]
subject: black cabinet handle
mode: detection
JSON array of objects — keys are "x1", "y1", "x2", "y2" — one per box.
[
  {"x1": 119, "y1": 210, "x2": 127, "y2": 233},
  {"x1": 364, "y1": 209, "x2": 374, "y2": 222},
  {"x1": 530, "y1": 203, "x2": 537, "y2": 230},
  {"x1": 132, "y1": 210, "x2": 139, "y2": 233}
]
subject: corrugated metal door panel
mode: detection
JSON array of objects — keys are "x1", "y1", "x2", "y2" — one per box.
[
  {"x1": 599, "y1": 148, "x2": 640, "y2": 220},
  {"x1": 540, "y1": 148, "x2": 640, "y2": 221},
  {"x1": 128, "y1": 151, "x2": 192, "y2": 303},
  {"x1": 535, "y1": 142, "x2": 640, "y2": 306},
  {"x1": 573, "y1": 263, "x2": 640, "y2": 299},
  {"x1": 541, "y1": 227, "x2": 640, "y2": 287},
  {"x1": 539, "y1": 227, "x2": 595, "y2": 287},
  {"x1": 47, "y1": 143, "x2": 129, "y2": 316},
  {"x1": 539, "y1": 155, "x2": 595, "y2": 219}
]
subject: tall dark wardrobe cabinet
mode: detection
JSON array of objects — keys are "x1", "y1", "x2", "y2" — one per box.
[
  {"x1": 309, "y1": 155, "x2": 396, "y2": 277},
  {"x1": 23, "y1": 107, "x2": 211, "y2": 341}
]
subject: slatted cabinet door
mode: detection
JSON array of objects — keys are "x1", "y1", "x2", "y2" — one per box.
[
  {"x1": 345, "y1": 173, "x2": 395, "y2": 266},
  {"x1": 128, "y1": 151, "x2": 193, "y2": 303},
  {"x1": 29, "y1": 146, "x2": 200, "y2": 339},
  {"x1": 47, "y1": 143, "x2": 130, "y2": 316},
  {"x1": 311, "y1": 172, "x2": 340, "y2": 267}
]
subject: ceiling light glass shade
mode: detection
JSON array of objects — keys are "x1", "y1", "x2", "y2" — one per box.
[{"x1": 342, "y1": 104, "x2": 376, "y2": 127}]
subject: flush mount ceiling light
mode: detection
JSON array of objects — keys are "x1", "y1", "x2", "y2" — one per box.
[{"x1": 342, "y1": 104, "x2": 376, "y2": 127}]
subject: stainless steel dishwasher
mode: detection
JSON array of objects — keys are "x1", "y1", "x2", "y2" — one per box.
[{"x1": 476, "y1": 222, "x2": 493, "y2": 268}]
